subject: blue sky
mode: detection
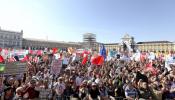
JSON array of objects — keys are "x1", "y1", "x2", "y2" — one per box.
[{"x1": 0, "y1": 0, "x2": 175, "y2": 43}]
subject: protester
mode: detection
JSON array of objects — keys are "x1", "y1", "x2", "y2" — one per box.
[
  {"x1": 88, "y1": 82, "x2": 100, "y2": 100},
  {"x1": 22, "y1": 79, "x2": 39, "y2": 99},
  {"x1": 53, "y1": 77, "x2": 66, "y2": 100},
  {"x1": 0, "y1": 47, "x2": 175, "y2": 100}
]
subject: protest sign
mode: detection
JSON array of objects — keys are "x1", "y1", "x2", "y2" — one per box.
[
  {"x1": 165, "y1": 56, "x2": 175, "y2": 71},
  {"x1": 51, "y1": 59, "x2": 62, "y2": 75},
  {"x1": 3, "y1": 62, "x2": 27, "y2": 75}
]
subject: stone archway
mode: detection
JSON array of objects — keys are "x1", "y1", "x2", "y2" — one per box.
[{"x1": 121, "y1": 33, "x2": 137, "y2": 53}]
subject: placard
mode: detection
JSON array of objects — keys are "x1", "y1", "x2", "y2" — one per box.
[
  {"x1": 3, "y1": 62, "x2": 27, "y2": 75},
  {"x1": 51, "y1": 59, "x2": 62, "y2": 75}
]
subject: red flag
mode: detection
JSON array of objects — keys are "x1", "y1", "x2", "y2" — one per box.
[
  {"x1": 81, "y1": 50, "x2": 90, "y2": 57},
  {"x1": 82, "y1": 54, "x2": 88, "y2": 65},
  {"x1": 52, "y1": 48, "x2": 58, "y2": 54},
  {"x1": 91, "y1": 55, "x2": 104, "y2": 65},
  {"x1": 0, "y1": 55, "x2": 4, "y2": 63},
  {"x1": 140, "y1": 53, "x2": 146, "y2": 62}
]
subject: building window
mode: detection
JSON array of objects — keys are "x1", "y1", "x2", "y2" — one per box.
[
  {"x1": 0, "y1": 35, "x2": 3, "y2": 39},
  {"x1": 18, "y1": 36, "x2": 20, "y2": 39},
  {"x1": 9, "y1": 41, "x2": 12, "y2": 45},
  {"x1": 17, "y1": 42, "x2": 20, "y2": 46},
  {"x1": 14, "y1": 36, "x2": 16, "y2": 39},
  {"x1": 4, "y1": 41, "x2": 7, "y2": 46},
  {"x1": 13, "y1": 42, "x2": 16, "y2": 45}
]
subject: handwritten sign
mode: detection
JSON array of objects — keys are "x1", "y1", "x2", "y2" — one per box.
[
  {"x1": 3, "y1": 62, "x2": 27, "y2": 75},
  {"x1": 51, "y1": 60, "x2": 62, "y2": 75}
]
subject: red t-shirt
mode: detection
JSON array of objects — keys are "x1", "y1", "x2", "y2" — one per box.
[{"x1": 23, "y1": 86, "x2": 39, "y2": 99}]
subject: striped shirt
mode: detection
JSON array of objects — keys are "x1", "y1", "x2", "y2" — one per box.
[
  {"x1": 38, "y1": 87, "x2": 52, "y2": 99},
  {"x1": 125, "y1": 86, "x2": 138, "y2": 98}
]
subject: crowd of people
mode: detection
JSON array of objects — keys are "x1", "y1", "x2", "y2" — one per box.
[{"x1": 0, "y1": 49, "x2": 175, "y2": 100}]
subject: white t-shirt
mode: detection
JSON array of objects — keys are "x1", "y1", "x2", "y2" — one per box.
[
  {"x1": 54, "y1": 82, "x2": 65, "y2": 96},
  {"x1": 95, "y1": 78, "x2": 101, "y2": 84}
]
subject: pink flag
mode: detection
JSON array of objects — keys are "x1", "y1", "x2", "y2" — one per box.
[
  {"x1": 21, "y1": 55, "x2": 29, "y2": 62},
  {"x1": 4, "y1": 49, "x2": 8, "y2": 55},
  {"x1": 8, "y1": 57, "x2": 16, "y2": 62},
  {"x1": 145, "y1": 62, "x2": 157, "y2": 75},
  {"x1": 37, "y1": 50, "x2": 42, "y2": 55}
]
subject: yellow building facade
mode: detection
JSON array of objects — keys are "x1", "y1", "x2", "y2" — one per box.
[
  {"x1": 103, "y1": 43, "x2": 120, "y2": 52},
  {"x1": 102, "y1": 34, "x2": 175, "y2": 53},
  {"x1": 137, "y1": 41, "x2": 175, "y2": 52}
]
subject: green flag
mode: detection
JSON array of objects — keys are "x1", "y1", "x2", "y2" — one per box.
[{"x1": 0, "y1": 64, "x2": 5, "y2": 72}]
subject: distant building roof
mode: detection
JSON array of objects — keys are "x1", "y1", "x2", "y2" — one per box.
[
  {"x1": 23, "y1": 38, "x2": 81, "y2": 45},
  {"x1": 103, "y1": 43, "x2": 119, "y2": 45},
  {"x1": 0, "y1": 29, "x2": 23, "y2": 34},
  {"x1": 137, "y1": 41, "x2": 172, "y2": 44},
  {"x1": 83, "y1": 33, "x2": 96, "y2": 36}
]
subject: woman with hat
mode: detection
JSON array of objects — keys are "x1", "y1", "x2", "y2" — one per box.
[{"x1": 88, "y1": 82, "x2": 100, "y2": 100}]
